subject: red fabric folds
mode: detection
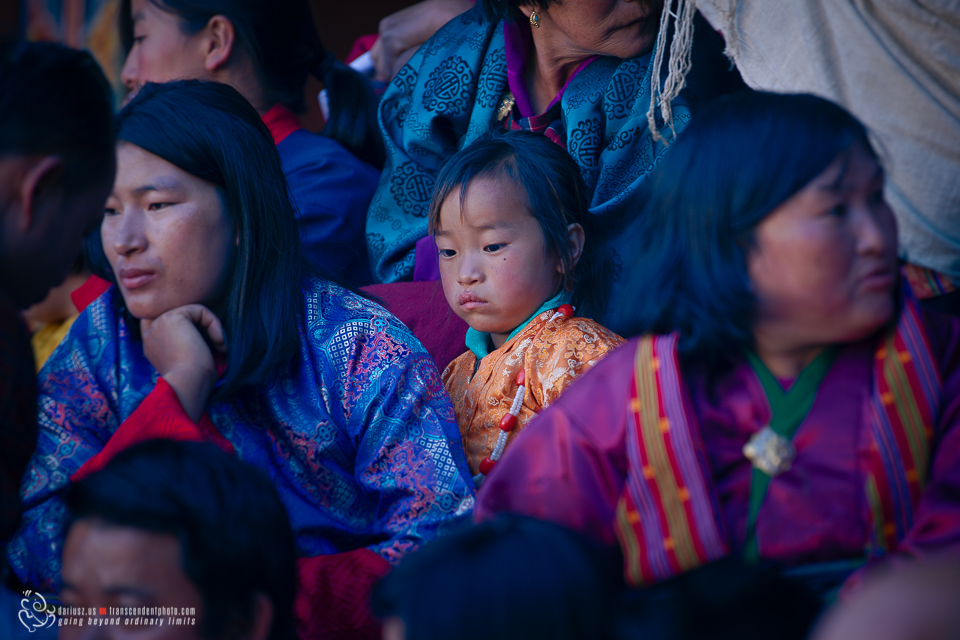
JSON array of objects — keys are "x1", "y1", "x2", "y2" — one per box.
[
  {"x1": 262, "y1": 104, "x2": 304, "y2": 146},
  {"x1": 295, "y1": 548, "x2": 390, "y2": 640},
  {"x1": 347, "y1": 34, "x2": 378, "y2": 64},
  {"x1": 70, "y1": 275, "x2": 112, "y2": 314},
  {"x1": 70, "y1": 378, "x2": 234, "y2": 482}
]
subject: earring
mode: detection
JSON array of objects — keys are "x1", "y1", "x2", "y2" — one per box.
[{"x1": 530, "y1": 10, "x2": 541, "y2": 28}]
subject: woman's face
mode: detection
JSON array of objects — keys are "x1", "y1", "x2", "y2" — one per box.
[
  {"x1": 747, "y1": 142, "x2": 899, "y2": 351},
  {"x1": 121, "y1": 0, "x2": 211, "y2": 97},
  {"x1": 525, "y1": 0, "x2": 664, "y2": 60},
  {"x1": 102, "y1": 143, "x2": 234, "y2": 320}
]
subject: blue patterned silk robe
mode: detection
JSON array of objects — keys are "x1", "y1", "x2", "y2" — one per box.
[{"x1": 7, "y1": 280, "x2": 476, "y2": 590}]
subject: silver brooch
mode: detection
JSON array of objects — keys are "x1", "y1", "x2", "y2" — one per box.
[
  {"x1": 496, "y1": 93, "x2": 516, "y2": 124},
  {"x1": 743, "y1": 426, "x2": 796, "y2": 477}
]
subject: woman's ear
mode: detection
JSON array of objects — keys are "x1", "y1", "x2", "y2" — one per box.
[
  {"x1": 202, "y1": 15, "x2": 236, "y2": 73},
  {"x1": 18, "y1": 155, "x2": 65, "y2": 235},
  {"x1": 558, "y1": 222, "x2": 585, "y2": 273}
]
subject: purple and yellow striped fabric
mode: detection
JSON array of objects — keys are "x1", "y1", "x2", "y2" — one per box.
[
  {"x1": 616, "y1": 293, "x2": 940, "y2": 586},
  {"x1": 866, "y1": 289, "x2": 942, "y2": 554},
  {"x1": 615, "y1": 333, "x2": 728, "y2": 586}
]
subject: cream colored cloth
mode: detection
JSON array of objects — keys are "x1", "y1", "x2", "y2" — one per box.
[{"x1": 696, "y1": 0, "x2": 960, "y2": 280}]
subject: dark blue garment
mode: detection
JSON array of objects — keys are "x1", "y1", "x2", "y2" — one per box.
[{"x1": 278, "y1": 128, "x2": 379, "y2": 286}]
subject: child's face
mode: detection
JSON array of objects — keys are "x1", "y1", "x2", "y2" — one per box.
[{"x1": 435, "y1": 177, "x2": 562, "y2": 349}]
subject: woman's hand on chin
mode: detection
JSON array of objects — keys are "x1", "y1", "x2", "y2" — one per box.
[{"x1": 141, "y1": 304, "x2": 226, "y2": 423}]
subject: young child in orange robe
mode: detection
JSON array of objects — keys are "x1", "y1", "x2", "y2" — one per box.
[{"x1": 431, "y1": 131, "x2": 624, "y2": 487}]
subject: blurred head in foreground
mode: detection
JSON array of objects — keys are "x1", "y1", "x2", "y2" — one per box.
[
  {"x1": 372, "y1": 514, "x2": 620, "y2": 640},
  {"x1": 814, "y1": 562, "x2": 960, "y2": 640},
  {"x1": 60, "y1": 439, "x2": 297, "y2": 640},
  {"x1": 0, "y1": 40, "x2": 115, "y2": 309}
]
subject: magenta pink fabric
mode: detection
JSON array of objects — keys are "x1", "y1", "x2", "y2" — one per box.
[
  {"x1": 361, "y1": 281, "x2": 468, "y2": 371},
  {"x1": 477, "y1": 307, "x2": 960, "y2": 575}
]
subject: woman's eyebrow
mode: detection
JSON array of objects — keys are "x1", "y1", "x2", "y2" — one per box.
[
  {"x1": 132, "y1": 177, "x2": 181, "y2": 195},
  {"x1": 819, "y1": 155, "x2": 851, "y2": 192}
]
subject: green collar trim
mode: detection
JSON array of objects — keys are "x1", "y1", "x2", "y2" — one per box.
[
  {"x1": 742, "y1": 346, "x2": 838, "y2": 563},
  {"x1": 746, "y1": 347, "x2": 838, "y2": 433}
]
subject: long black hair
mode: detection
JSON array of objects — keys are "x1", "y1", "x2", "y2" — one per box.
[
  {"x1": 65, "y1": 440, "x2": 297, "y2": 640},
  {"x1": 428, "y1": 130, "x2": 606, "y2": 320},
  {"x1": 610, "y1": 91, "x2": 875, "y2": 372},
  {"x1": 119, "y1": 0, "x2": 384, "y2": 168},
  {"x1": 89, "y1": 80, "x2": 313, "y2": 400}
]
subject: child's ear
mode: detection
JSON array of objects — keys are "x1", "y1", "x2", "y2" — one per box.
[{"x1": 559, "y1": 222, "x2": 585, "y2": 273}]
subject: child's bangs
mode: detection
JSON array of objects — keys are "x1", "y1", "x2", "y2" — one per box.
[{"x1": 428, "y1": 153, "x2": 521, "y2": 234}]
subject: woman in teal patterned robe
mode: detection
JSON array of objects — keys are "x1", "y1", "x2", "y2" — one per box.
[{"x1": 366, "y1": 0, "x2": 742, "y2": 284}]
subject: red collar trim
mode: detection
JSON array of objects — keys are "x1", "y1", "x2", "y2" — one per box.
[
  {"x1": 262, "y1": 104, "x2": 303, "y2": 145},
  {"x1": 71, "y1": 274, "x2": 112, "y2": 313}
]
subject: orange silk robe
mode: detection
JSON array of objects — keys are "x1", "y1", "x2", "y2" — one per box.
[{"x1": 442, "y1": 310, "x2": 624, "y2": 476}]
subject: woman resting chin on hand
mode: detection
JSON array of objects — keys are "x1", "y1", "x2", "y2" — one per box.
[
  {"x1": 6, "y1": 80, "x2": 475, "y2": 640},
  {"x1": 140, "y1": 304, "x2": 226, "y2": 423}
]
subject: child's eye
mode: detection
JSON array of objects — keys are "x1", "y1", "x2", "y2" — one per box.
[
  {"x1": 147, "y1": 202, "x2": 172, "y2": 211},
  {"x1": 104, "y1": 206, "x2": 119, "y2": 217},
  {"x1": 483, "y1": 243, "x2": 504, "y2": 253},
  {"x1": 438, "y1": 248, "x2": 456, "y2": 258},
  {"x1": 829, "y1": 204, "x2": 847, "y2": 217}
]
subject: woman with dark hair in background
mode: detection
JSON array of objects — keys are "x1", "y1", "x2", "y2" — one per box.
[
  {"x1": 477, "y1": 92, "x2": 960, "y2": 598},
  {"x1": 118, "y1": 0, "x2": 383, "y2": 284},
  {"x1": 6, "y1": 81, "x2": 474, "y2": 639}
]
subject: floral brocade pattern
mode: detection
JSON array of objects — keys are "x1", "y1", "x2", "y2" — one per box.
[
  {"x1": 7, "y1": 281, "x2": 475, "y2": 590},
  {"x1": 442, "y1": 311, "x2": 623, "y2": 476}
]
